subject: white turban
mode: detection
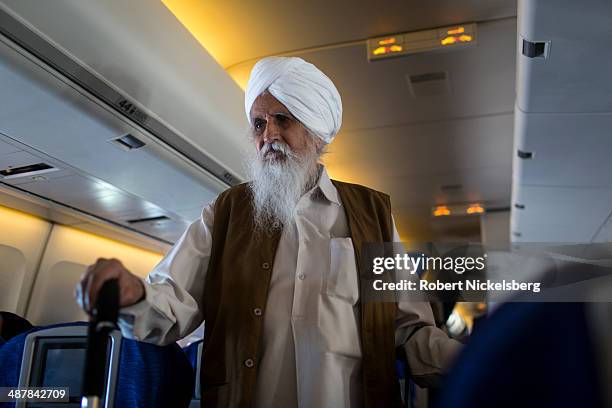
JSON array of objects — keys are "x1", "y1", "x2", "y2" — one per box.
[{"x1": 245, "y1": 56, "x2": 342, "y2": 144}]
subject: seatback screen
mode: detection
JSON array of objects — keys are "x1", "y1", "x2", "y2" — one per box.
[{"x1": 28, "y1": 336, "x2": 109, "y2": 406}]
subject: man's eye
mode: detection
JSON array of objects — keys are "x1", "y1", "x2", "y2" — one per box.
[{"x1": 254, "y1": 119, "x2": 265, "y2": 131}]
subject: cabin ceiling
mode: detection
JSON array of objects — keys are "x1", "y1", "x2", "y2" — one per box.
[
  {"x1": 0, "y1": 0, "x2": 519, "y2": 244},
  {"x1": 163, "y1": 0, "x2": 518, "y2": 241}
]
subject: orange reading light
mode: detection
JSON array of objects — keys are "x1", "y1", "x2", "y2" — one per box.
[
  {"x1": 441, "y1": 36, "x2": 457, "y2": 45},
  {"x1": 378, "y1": 37, "x2": 397, "y2": 46},
  {"x1": 373, "y1": 46, "x2": 387, "y2": 55},
  {"x1": 459, "y1": 34, "x2": 473, "y2": 42},
  {"x1": 372, "y1": 45, "x2": 403, "y2": 56},
  {"x1": 433, "y1": 206, "x2": 451, "y2": 217},
  {"x1": 466, "y1": 204, "x2": 485, "y2": 215},
  {"x1": 447, "y1": 27, "x2": 465, "y2": 35}
]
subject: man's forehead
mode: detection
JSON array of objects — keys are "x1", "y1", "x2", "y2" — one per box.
[{"x1": 250, "y1": 92, "x2": 291, "y2": 117}]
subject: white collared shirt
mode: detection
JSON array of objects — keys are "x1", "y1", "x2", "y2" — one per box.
[{"x1": 119, "y1": 166, "x2": 460, "y2": 408}]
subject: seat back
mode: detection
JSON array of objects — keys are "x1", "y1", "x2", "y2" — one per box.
[
  {"x1": 183, "y1": 339, "x2": 204, "y2": 408},
  {"x1": 11, "y1": 322, "x2": 120, "y2": 407},
  {"x1": 0, "y1": 322, "x2": 195, "y2": 408},
  {"x1": 437, "y1": 302, "x2": 604, "y2": 408}
]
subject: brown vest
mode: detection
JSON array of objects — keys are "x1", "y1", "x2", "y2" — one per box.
[{"x1": 201, "y1": 180, "x2": 400, "y2": 408}]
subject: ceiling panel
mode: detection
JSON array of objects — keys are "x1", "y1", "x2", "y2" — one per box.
[
  {"x1": 512, "y1": 184, "x2": 612, "y2": 242},
  {"x1": 593, "y1": 215, "x2": 612, "y2": 243},
  {"x1": 262, "y1": 18, "x2": 517, "y2": 133},
  {"x1": 372, "y1": 166, "x2": 512, "y2": 209},
  {"x1": 325, "y1": 113, "x2": 514, "y2": 185},
  {"x1": 515, "y1": 110, "x2": 612, "y2": 188},
  {"x1": 163, "y1": 0, "x2": 516, "y2": 68},
  {"x1": 0, "y1": 150, "x2": 41, "y2": 170},
  {"x1": 0, "y1": 138, "x2": 20, "y2": 155}
]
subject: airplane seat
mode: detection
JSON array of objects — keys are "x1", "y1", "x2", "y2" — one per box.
[
  {"x1": 0, "y1": 324, "x2": 33, "y2": 396},
  {"x1": 436, "y1": 302, "x2": 604, "y2": 408},
  {"x1": 182, "y1": 339, "x2": 204, "y2": 408},
  {"x1": 117, "y1": 336, "x2": 195, "y2": 408},
  {"x1": 0, "y1": 321, "x2": 195, "y2": 408},
  {"x1": 0, "y1": 322, "x2": 106, "y2": 407},
  {"x1": 183, "y1": 339, "x2": 203, "y2": 371}
]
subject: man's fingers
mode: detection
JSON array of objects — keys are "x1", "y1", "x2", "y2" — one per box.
[
  {"x1": 77, "y1": 272, "x2": 92, "y2": 312},
  {"x1": 85, "y1": 261, "x2": 120, "y2": 312},
  {"x1": 77, "y1": 258, "x2": 137, "y2": 312}
]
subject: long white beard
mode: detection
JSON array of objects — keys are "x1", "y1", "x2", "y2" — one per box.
[{"x1": 247, "y1": 141, "x2": 320, "y2": 232}]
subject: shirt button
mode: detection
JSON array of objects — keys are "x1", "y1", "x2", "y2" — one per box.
[
  {"x1": 261, "y1": 262, "x2": 270, "y2": 270},
  {"x1": 244, "y1": 358, "x2": 255, "y2": 368},
  {"x1": 253, "y1": 308, "x2": 263, "y2": 316},
  {"x1": 298, "y1": 274, "x2": 306, "y2": 280}
]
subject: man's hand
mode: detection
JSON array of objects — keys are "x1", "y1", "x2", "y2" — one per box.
[{"x1": 76, "y1": 258, "x2": 145, "y2": 313}]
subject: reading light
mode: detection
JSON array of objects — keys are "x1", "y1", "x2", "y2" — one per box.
[
  {"x1": 447, "y1": 27, "x2": 465, "y2": 35},
  {"x1": 378, "y1": 37, "x2": 397, "y2": 45},
  {"x1": 433, "y1": 206, "x2": 451, "y2": 217},
  {"x1": 466, "y1": 204, "x2": 485, "y2": 214},
  {"x1": 368, "y1": 23, "x2": 476, "y2": 61},
  {"x1": 441, "y1": 34, "x2": 473, "y2": 46},
  {"x1": 432, "y1": 203, "x2": 486, "y2": 217},
  {"x1": 441, "y1": 36, "x2": 457, "y2": 45},
  {"x1": 373, "y1": 45, "x2": 404, "y2": 56}
]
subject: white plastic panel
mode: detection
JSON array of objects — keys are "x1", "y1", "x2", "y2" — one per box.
[
  {"x1": 26, "y1": 224, "x2": 162, "y2": 325},
  {"x1": 0, "y1": 0, "x2": 249, "y2": 178},
  {"x1": 517, "y1": 0, "x2": 612, "y2": 113},
  {"x1": 593, "y1": 215, "x2": 612, "y2": 243},
  {"x1": 0, "y1": 205, "x2": 51, "y2": 315},
  {"x1": 512, "y1": 185, "x2": 612, "y2": 243},
  {"x1": 0, "y1": 244, "x2": 26, "y2": 311},
  {"x1": 26, "y1": 260, "x2": 88, "y2": 325},
  {"x1": 0, "y1": 31, "x2": 219, "y2": 242},
  {"x1": 514, "y1": 108, "x2": 612, "y2": 187},
  {"x1": 0, "y1": 36, "x2": 222, "y2": 207},
  {"x1": 0, "y1": 138, "x2": 20, "y2": 155},
  {"x1": 512, "y1": 0, "x2": 612, "y2": 243}
]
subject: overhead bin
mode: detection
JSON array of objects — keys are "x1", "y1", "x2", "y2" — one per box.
[
  {"x1": 0, "y1": 0, "x2": 250, "y2": 244},
  {"x1": 511, "y1": 0, "x2": 612, "y2": 243}
]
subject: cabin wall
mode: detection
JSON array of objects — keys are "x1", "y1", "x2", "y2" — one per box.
[{"x1": 0, "y1": 204, "x2": 163, "y2": 325}]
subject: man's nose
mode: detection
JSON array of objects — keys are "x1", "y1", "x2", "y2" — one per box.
[{"x1": 262, "y1": 115, "x2": 281, "y2": 144}]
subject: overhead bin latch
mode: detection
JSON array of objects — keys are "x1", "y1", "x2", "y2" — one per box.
[
  {"x1": 522, "y1": 39, "x2": 549, "y2": 58},
  {"x1": 517, "y1": 149, "x2": 534, "y2": 159}
]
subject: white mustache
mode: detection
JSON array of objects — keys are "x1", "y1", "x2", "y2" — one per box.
[{"x1": 258, "y1": 142, "x2": 295, "y2": 160}]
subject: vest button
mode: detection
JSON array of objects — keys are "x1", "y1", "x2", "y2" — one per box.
[
  {"x1": 261, "y1": 262, "x2": 270, "y2": 270},
  {"x1": 298, "y1": 274, "x2": 306, "y2": 280},
  {"x1": 244, "y1": 358, "x2": 255, "y2": 368},
  {"x1": 253, "y1": 308, "x2": 263, "y2": 316}
]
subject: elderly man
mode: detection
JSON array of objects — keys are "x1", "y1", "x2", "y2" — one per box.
[{"x1": 78, "y1": 56, "x2": 461, "y2": 408}]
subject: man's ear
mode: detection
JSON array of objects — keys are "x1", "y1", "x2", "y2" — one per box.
[{"x1": 315, "y1": 137, "x2": 327, "y2": 155}]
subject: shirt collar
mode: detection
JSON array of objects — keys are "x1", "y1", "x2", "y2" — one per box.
[{"x1": 315, "y1": 165, "x2": 341, "y2": 206}]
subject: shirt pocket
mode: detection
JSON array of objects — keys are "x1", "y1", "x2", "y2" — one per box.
[{"x1": 324, "y1": 237, "x2": 360, "y2": 305}]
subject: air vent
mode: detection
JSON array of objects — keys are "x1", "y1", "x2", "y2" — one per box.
[
  {"x1": 112, "y1": 134, "x2": 146, "y2": 150},
  {"x1": 126, "y1": 215, "x2": 170, "y2": 224},
  {"x1": 522, "y1": 39, "x2": 548, "y2": 58},
  {"x1": 440, "y1": 184, "x2": 463, "y2": 192},
  {"x1": 406, "y1": 71, "x2": 450, "y2": 97},
  {"x1": 0, "y1": 162, "x2": 56, "y2": 179}
]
